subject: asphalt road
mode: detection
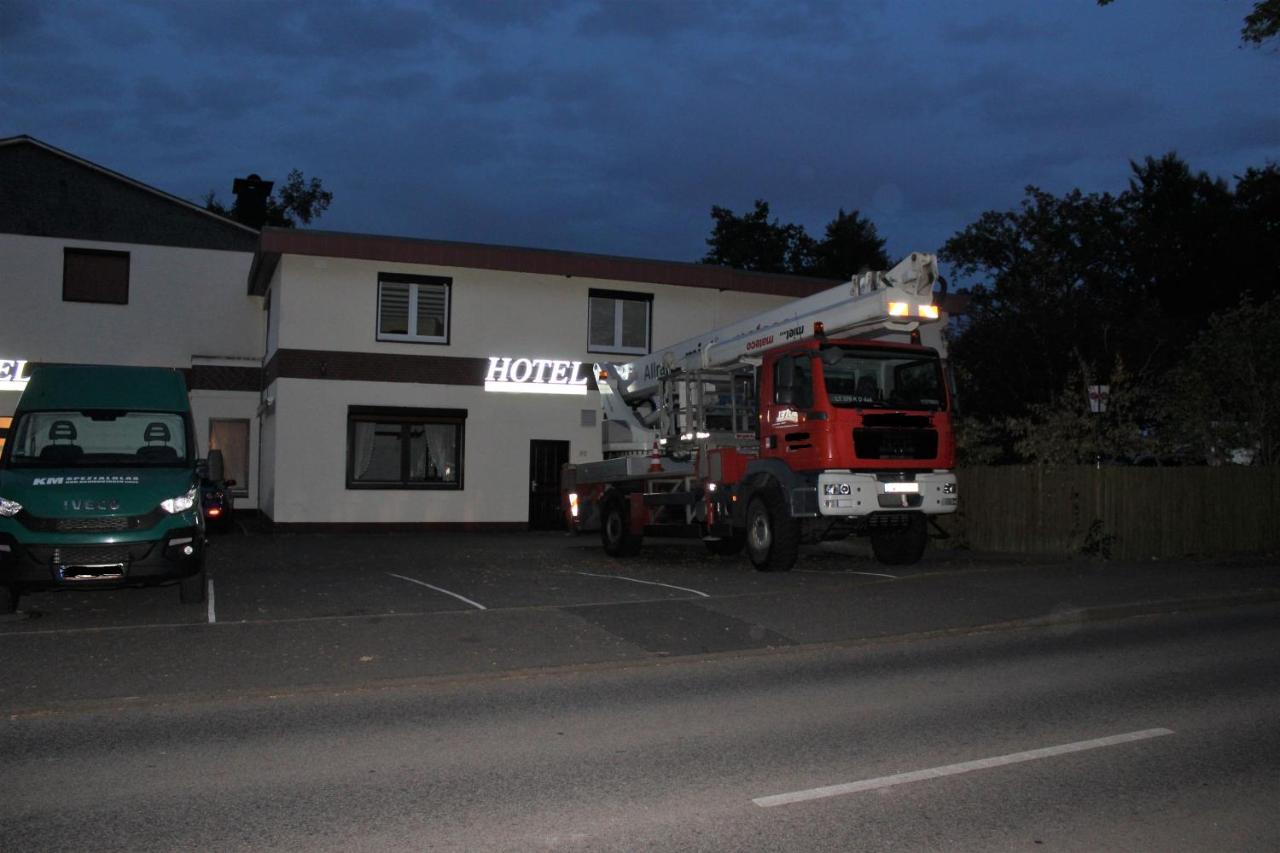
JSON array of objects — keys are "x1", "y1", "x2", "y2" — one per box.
[
  {"x1": 1, "y1": 532, "x2": 1278, "y2": 850},
  {"x1": 2, "y1": 602, "x2": 1277, "y2": 851}
]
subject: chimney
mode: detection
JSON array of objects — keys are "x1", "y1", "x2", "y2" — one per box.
[{"x1": 231, "y1": 173, "x2": 274, "y2": 229}]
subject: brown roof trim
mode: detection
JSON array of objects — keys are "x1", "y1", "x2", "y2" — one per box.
[{"x1": 248, "y1": 227, "x2": 839, "y2": 298}]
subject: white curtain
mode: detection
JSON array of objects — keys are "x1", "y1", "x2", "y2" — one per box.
[{"x1": 353, "y1": 421, "x2": 376, "y2": 480}]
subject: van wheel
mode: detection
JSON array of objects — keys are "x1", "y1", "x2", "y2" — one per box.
[
  {"x1": 870, "y1": 514, "x2": 928, "y2": 566},
  {"x1": 745, "y1": 490, "x2": 798, "y2": 572},
  {"x1": 0, "y1": 585, "x2": 17, "y2": 614},
  {"x1": 179, "y1": 560, "x2": 207, "y2": 604},
  {"x1": 601, "y1": 497, "x2": 643, "y2": 557}
]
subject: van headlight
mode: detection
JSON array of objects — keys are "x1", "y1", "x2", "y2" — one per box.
[
  {"x1": 160, "y1": 487, "x2": 198, "y2": 515},
  {"x1": 0, "y1": 497, "x2": 21, "y2": 517}
]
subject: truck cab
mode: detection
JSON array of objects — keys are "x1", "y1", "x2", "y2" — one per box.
[
  {"x1": 0, "y1": 365, "x2": 207, "y2": 612},
  {"x1": 760, "y1": 339, "x2": 955, "y2": 473}
]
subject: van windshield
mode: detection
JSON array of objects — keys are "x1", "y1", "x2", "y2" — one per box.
[{"x1": 3, "y1": 411, "x2": 190, "y2": 468}]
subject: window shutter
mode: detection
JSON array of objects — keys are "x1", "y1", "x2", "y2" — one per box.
[
  {"x1": 589, "y1": 297, "x2": 615, "y2": 348},
  {"x1": 380, "y1": 282, "x2": 410, "y2": 335}
]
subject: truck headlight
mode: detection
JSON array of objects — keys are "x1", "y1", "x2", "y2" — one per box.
[
  {"x1": 160, "y1": 487, "x2": 198, "y2": 515},
  {"x1": 0, "y1": 496, "x2": 21, "y2": 517}
]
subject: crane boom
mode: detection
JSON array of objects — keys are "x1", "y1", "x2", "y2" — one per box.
[{"x1": 607, "y1": 252, "x2": 939, "y2": 403}]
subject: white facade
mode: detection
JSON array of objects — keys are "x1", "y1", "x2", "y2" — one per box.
[
  {"x1": 3, "y1": 136, "x2": 946, "y2": 530},
  {"x1": 258, "y1": 252, "x2": 799, "y2": 526},
  {"x1": 0, "y1": 233, "x2": 263, "y2": 507}
]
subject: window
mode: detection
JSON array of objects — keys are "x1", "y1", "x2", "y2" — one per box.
[
  {"x1": 347, "y1": 406, "x2": 465, "y2": 490},
  {"x1": 588, "y1": 289, "x2": 651, "y2": 354},
  {"x1": 377, "y1": 273, "x2": 450, "y2": 343},
  {"x1": 0, "y1": 416, "x2": 10, "y2": 455},
  {"x1": 774, "y1": 354, "x2": 813, "y2": 408},
  {"x1": 63, "y1": 248, "x2": 130, "y2": 304},
  {"x1": 209, "y1": 419, "x2": 250, "y2": 496}
]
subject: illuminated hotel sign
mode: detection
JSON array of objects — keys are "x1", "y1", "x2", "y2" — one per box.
[
  {"x1": 0, "y1": 359, "x2": 31, "y2": 391},
  {"x1": 485, "y1": 356, "x2": 590, "y2": 396}
]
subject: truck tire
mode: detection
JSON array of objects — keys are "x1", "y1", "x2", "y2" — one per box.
[
  {"x1": 704, "y1": 532, "x2": 745, "y2": 556},
  {"x1": 870, "y1": 514, "x2": 928, "y2": 566},
  {"x1": 601, "y1": 497, "x2": 643, "y2": 557},
  {"x1": 179, "y1": 559, "x2": 207, "y2": 604},
  {"x1": 745, "y1": 490, "x2": 798, "y2": 572},
  {"x1": 0, "y1": 585, "x2": 17, "y2": 614}
]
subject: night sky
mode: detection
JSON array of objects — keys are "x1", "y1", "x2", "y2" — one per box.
[{"x1": 3, "y1": 1, "x2": 1276, "y2": 267}]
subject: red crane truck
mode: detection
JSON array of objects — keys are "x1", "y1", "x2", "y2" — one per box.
[{"x1": 561, "y1": 253, "x2": 957, "y2": 570}]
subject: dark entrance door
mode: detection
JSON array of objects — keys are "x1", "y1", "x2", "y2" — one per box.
[{"x1": 528, "y1": 439, "x2": 570, "y2": 530}]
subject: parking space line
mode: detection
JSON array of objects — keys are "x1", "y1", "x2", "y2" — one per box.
[
  {"x1": 752, "y1": 727, "x2": 1176, "y2": 807},
  {"x1": 387, "y1": 573, "x2": 487, "y2": 610},
  {"x1": 796, "y1": 570, "x2": 898, "y2": 579},
  {"x1": 576, "y1": 572, "x2": 710, "y2": 599},
  {"x1": 207, "y1": 578, "x2": 216, "y2": 624}
]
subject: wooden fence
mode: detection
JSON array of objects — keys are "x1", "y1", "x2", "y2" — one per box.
[{"x1": 936, "y1": 466, "x2": 1280, "y2": 559}]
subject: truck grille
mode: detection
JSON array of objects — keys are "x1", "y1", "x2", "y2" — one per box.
[
  {"x1": 17, "y1": 510, "x2": 163, "y2": 533},
  {"x1": 853, "y1": 428, "x2": 939, "y2": 460},
  {"x1": 25, "y1": 543, "x2": 154, "y2": 567}
]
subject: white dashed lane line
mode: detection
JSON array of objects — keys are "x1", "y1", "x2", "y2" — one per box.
[
  {"x1": 386, "y1": 573, "x2": 488, "y2": 610},
  {"x1": 753, "y1": 728, "x2": 1176, "y2": 807}
]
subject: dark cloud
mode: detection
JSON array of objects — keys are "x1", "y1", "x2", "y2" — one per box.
[
  {"x1": 943, "y1": 12, "x2": 1058, "y2": 44},
  {"x1": 2, "y1": 0, "x2": 1274, "y2": 267}
]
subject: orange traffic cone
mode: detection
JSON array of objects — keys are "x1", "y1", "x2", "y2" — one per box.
[{"x1": 648, "y1": 439, "x2": 663, "y2": 472}]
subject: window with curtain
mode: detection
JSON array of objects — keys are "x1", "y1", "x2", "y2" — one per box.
[
  {"x1": 377, "y1": 273, "x2": 451, "y2": 343},
  {"x1": 587, "y1": 288, "x2": 652, "y2": 354},
  {"x1": 347, "y1": 407, "x2": 466, "y2": 489}
]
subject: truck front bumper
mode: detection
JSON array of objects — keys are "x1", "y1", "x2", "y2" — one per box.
[
  {"x1": 815, "y1": 471, "x2": 958, "y2": 517},
  {"x1": 0, "y1": 526, "x2": 205, "y2": 589}
]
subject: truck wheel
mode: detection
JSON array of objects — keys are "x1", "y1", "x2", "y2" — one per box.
[
  {"x1": 601, "y1": 497, "x2": 643, "y2": 557},
  {"x1": 179, "y1": 560, "x2": 207, "y2": 604},
  {"x1": 704, "y1": 532, "x2": 745, "y2": 556},
  {"x1": 0, "y1": 585, "x2": 17, "y2": 614},
  {"x1": 870, "y1": 514, "x2": 928, "y2": 566},
  {"x1": 745, "y1": 490, "x2": 798, "y2": 572}
]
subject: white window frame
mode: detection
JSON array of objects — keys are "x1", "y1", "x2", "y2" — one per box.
[
  {"x1": 587, "y1": 289, "x2": 652, "y2": 355},
  {"x1": 377, "y1": 274, "x2": 451, "y2": 344}
]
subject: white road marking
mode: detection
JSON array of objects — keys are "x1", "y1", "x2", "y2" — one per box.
[
  {"x1": 207, "y1": 578, "x2": 216, "y2": 624},
  {"x1": 387, "y1": 573, "x2": 487, "y2": 610},
  {"x1": 576, "y1": 571, "x2": 710, "y2": 598},
  {"x1": 753, "y1": 727, "x2": 1176, "y2": 807},
  {"x1": 797, "y1": 569, "x2": 898, "y2": 579}
]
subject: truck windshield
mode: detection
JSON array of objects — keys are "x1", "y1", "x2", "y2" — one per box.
[
  {"x1": 3, "y1": 410, "x2": 190, "y2": 467},
  {"x1": 820, "y1": 346, "x2": 946, "y2": 411}
]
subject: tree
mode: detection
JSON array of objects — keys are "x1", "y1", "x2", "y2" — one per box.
[
  {"x1": 204, "y1": 169, "x2": 333, "y2": 229},
  {"x1": 701, "y1": 200, "x2": 812, "y2": 274},
  {"x1": 940, "y1": 184, "x2": 1145, "y2": 425},
  {"x1": 942, "y1": 152, "x2": 1280, "y2": 464},
  {"x1": 808, "y1": 209, "x2": 890, "y2": 279},
  {"x1": 701, "y1": 201, "x2": 890, "y2": 279},
  {"x1": 1097, "y1": 0, "x2": 1280, "y2": 46},
  {"x1": 1161, "y1": 296, "x2": 1280, "y2": 466}
]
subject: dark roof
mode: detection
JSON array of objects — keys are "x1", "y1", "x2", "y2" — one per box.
[
  {"x1": 248, "y1": 227, "x2": 841, "y2": 298},
  {"x1": 0, "y1": 135, "x2": 258, "y2": 252}
]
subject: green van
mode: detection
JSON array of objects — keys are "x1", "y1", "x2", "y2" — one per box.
[{"x1": 0, "y1": 365, "x2": 207, "y2": 612}]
